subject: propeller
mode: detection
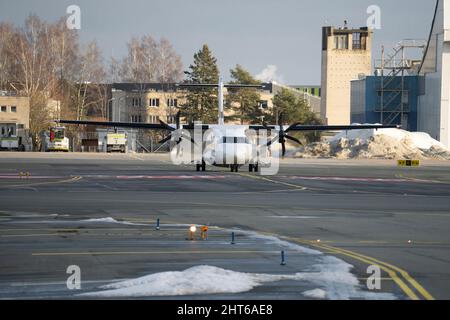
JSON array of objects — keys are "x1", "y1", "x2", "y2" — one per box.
[
  {"x1": 158, "y1": 112, "x2": 196, "y2": 154},
  {"x1": 263, "y1": 113, "x2": 303, "y2": 158}
]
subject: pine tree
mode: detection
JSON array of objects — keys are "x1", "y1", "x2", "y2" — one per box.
[
  {"x1": 182, "y1": 44, "x2": 220, "y2": 123},
  {"x1": 226, "y1": 65, "x2": 263, "y2": 124}
]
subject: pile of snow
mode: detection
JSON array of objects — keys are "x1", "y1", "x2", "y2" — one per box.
[
  {"x1": 80, "y1": 266, "x2": 302, "y2": 297},
  {"x1": 292, "y1": 126, "x2": 450, "y2": 160}
]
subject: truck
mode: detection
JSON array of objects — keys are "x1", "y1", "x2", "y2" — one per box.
[
  {"x1": 0, "y1": 136, "x2": 25, "y2": 151},
  {"x1": 42, "y1": 127, "x2": 70, "y2": 152},
  {"x1": 106, "y1": 132, "x2": 127, "y2": 153}
]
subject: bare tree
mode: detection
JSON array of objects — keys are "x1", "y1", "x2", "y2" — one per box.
[
  {"x1": 118, "y1": 35, "x2": 183, "y2": 83},
  {"x1": 0, "y1": 22, "x2": 15, "y2": 90},
  {"x1": 69, "y1": 41, "x2": 106, "y2": 120}
]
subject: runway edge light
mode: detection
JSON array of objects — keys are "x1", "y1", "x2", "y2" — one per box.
[{"x1": 188, "y1": 225, "x2": 197, "y2": 241}]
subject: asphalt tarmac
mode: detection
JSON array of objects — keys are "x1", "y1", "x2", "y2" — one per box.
[{"x1": 0, "y1": 152, "x2": 449, "y2": 300}]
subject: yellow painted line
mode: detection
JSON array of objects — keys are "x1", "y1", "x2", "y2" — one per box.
[
  {"x1": 237, "y1": 173, "x2": 308, "y2": 190},
  {"x1": 322, "y1": 245, "x2": 420, "y2": 300},
  {"x1": 283, "y1": 236, "x2": 433, "y2": 300},
  {"x1": 0, "y1": 176, "x2": 82, "y2": 189},
  {"x1": 31, "y1": 250, "x2": 279, "y2": 257},
  {"x1": 319, "y1": 243, "x2": 435, "y2": 301}
]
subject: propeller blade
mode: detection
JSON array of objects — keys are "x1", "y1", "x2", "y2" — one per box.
[
  {"x1": 264, "y1": 135, "x2": 279, "y2": 147},
  {"x1": 159, "y1": 119, "x2": 175, "y2": 132},
  {"x1": 158, "y1": 135, "x2": 172, "y2": 145},
  {"x1": 285, "y1": 135, "x2": 303, "y2": 146},
  {"x1": 281, "y1": 141, "x2": 286, "y2": 158}
]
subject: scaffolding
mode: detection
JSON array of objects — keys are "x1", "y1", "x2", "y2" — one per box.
[{"x1": 374, "y1": 40, "x2": 426, "y2": 127}]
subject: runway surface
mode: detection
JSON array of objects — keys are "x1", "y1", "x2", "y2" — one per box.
[{"x1": 0, "y1": 152, "x2": 449, "y2": 300}]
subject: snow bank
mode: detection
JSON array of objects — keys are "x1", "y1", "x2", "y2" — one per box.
[
  {"x1": 331, "y1": 126, "x2": 446, "y2": 150},
  {"x1": 80, "y1": 266, "x2": 302, "y2": 297},
  {"x1": 292, "y1": 126, "x2": 450, "y2": 160}
]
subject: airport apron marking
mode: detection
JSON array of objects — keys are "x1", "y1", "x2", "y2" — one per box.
[{"x1": 282, "y1": 236, "x2": 435, "y2": 301}]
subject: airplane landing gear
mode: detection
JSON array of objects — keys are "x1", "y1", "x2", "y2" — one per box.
[
  {"x1": 249, "y1": 163, "x2": 259, "y2": 173},
  {"x1": 196, "y1": 160, "x2": 206, "y2": 172},
  {"x1": 230, "y1": 165, "x2": 239, "y2": 172}
]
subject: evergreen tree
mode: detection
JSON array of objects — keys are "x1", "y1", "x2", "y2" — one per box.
[
  {"x1": 182, "y1": 44, "x2": 219, "y2": 123},
  {"x1": 226, "y1": 65, "x2": 263, "y2": 124},
  {"x1": 270, "y1": 88, "x2": 323, "y2": 143}
]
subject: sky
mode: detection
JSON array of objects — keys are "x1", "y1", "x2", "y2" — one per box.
[{"x1": 0, "y1": 0, "x2": 437, "y2": 84}]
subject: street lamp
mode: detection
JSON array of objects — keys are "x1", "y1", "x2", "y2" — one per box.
[{"x1": 108, "y1": 94, "x2": 128, "y2": 122}]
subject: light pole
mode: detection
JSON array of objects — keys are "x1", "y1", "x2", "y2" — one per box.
[{"x1": 108, "y1": 95, "x2": 128, "y2": 122}]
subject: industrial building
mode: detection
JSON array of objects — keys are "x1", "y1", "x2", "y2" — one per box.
[
  {"x1": 351, "y1": 75, "x2": 420, "y2": 131},
  {"x1": 350, "y1": 0, "x2": 450, "y2": 147}
]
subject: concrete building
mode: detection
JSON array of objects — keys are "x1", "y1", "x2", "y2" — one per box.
[
  {"x1": 0, "y1": 93, "x2": 32, "y2": 150},
  {"x1": 109, "y1": 83, "x2": 184, "y2": 124},
  {"x1": 418, "y1": 0, "x2": 450, "y2": 147},
  {"x1": 321, "y1": 25, "x2": 373, "y2": 125}
]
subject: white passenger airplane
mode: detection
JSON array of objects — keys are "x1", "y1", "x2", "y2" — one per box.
[{"x1": 60, "y1": 79, "x2": 399, "y2": 173}]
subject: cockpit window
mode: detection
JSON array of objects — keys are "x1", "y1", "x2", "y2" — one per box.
[{"x1": 222, "y1": 137, "x2": 249, "y2": 144}]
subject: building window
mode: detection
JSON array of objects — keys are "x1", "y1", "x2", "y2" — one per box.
[
  {"x1": 148, "y1": 115, "x2": 160, "y2": 123},
  {"x1": 149, "y1": 98, "x2": 160, "y2": 107},
  {"x1": 334, "y1": 35, "x2": 349, "y2": 50},
  {"x1": 0, "y1": 106, "x2": 6, "y2": 112},
  {"x1": 10, "y1": 106, "x2": 17, "y2": 112},
  {"x1": 167, "y1": 98, "x2": 178, "y2": 107},
  {"x1": 131, "y1": 115, "x2": 142, "y2": 123},
  {"x1": 132, "y1": 98, "x2": 142, "y2": 107},
  {"x1": 352, "y1": 33, "x2": 367, "y2": 50}
]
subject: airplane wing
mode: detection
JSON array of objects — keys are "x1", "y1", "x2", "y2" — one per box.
[
  {"x1": 59, "y1": 120, "x2": 170, "y2": 130},
  {"x1": 58, "y1": 119, "x2": 211, "y2": 131},
  {"x1": 249, "y1": 124, "x2": 401, "y2": 131}
]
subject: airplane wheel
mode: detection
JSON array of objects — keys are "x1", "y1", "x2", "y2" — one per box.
[
  {"x1": 196, "y1": 164, "x2": 201, "y2": 172},
  {"x1": 249, "y1": 164, "x2": 254, "y2": 172},
  {"x1": 254, "y1": 163, "x2": 259, "y2": 172},
  {"x1": 235, "y1": 165, "x2": 239, "y2": 172},
  {"x1": 201, "y1": 161, "x2": 206, "y2": 172}
]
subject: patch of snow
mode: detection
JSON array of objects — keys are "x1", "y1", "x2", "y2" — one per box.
[
  {"x1": 80, "y1": 217, "x2": 146, "y2": 226},
  {"x1": 303, "y1": 288, "x2": 327, "y2": 299}
]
